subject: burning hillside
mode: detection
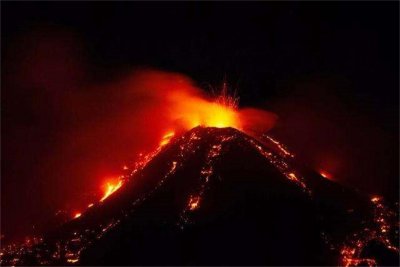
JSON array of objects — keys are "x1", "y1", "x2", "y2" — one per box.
[{"x1": 1, "y1": 126, "x2": 398, "y2": 266}]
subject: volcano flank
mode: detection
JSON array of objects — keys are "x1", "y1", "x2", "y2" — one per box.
[{"x1": 1, "y1": 127, "x2": 399, "y2": 266}]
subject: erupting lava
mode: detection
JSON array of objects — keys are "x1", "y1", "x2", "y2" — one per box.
[
  {"x1": 166, "y1": 85, "x2": 241, "y2": 130},
  {"x1": 126, "y1": 70, "x2": 276, "y2": 135}
]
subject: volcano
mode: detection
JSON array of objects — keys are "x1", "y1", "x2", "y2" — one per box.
[{"x1": 1, "y1": 127, "x2": 398, "y2": 266}]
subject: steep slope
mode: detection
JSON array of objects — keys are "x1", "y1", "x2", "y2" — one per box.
[{"x1": 1, "y1": 127, "x2": 398, "y2": 266}]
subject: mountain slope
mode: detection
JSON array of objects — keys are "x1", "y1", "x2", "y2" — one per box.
[{"x1": 1, "y1": 127, "x2": 398, "y2": 266}]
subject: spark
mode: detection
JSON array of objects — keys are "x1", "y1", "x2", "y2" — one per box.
[
  {"x1": 168, "y1": 85, "x2": 242, "y2": 130},
  {"x1": 73, "y1": 213, "x2": 81, "y2": 219}
]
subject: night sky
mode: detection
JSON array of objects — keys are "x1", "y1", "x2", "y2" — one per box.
[{"x1": 2, "y1": 2, "x2": 398, "y2": 241}]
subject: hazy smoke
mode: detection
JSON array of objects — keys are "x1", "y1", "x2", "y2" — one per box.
[{"x1": 2, "y1": 27, "x2": 277, "y2": 241}]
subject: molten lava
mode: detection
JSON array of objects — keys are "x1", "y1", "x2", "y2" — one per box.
[
  {"x1": 319, "y1": 170, "x2": 332, "y2": 179},
  {"x1": 188, "y1": 196, "x2": 201, "y2": 211},
  {"x1": 1, "y1": 127, "x2": 398, "y2": 266},
  {"x1": 167, "y1": 89, "x2": 241, "y2": 130},
  {"x1": 100, "y1": 180, "x2": 123, "y2": 202},
  {"x1": 160, "y1": 131, "x2": 175, "y2": 146}
]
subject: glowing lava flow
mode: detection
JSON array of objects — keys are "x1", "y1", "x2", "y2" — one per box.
[
  {"x1": 96, "y1": 129, "x2": 177, "y2": 206},
  {"x1": 160, "y1": 131, "x2": 175, "y2": 146},
  {"x1": 320, "y1": 171, "x2": 330, "y2": 179},
  {"x1": 339, "y1": 196, "x2": 399, "y2": 267},
  {"x1": 0, "y1": 126, "x2": 398, "y2": 266},
  {"x1": 100, "y1": 180, "x2": 123, "y2": 202}
]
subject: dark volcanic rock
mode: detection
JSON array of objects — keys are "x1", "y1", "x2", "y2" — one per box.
[{"x1": 1, "y1": 127, "x2": 398, "y2": 266}]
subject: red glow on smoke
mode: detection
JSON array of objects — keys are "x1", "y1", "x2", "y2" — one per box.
[
  {"x1": 124, "y1": 70, "x2": 277, "y2": 135},
  {"x1": 59, "y1": 69, "x2": 277, "y2": 219},
  {"x1": 3, "y1": 41, "x2": 278, "y2": 240}
]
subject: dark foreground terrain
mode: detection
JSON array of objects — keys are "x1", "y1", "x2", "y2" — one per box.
[{"x1": 1, "y1": 127, "x2": 398, "y2": 266}]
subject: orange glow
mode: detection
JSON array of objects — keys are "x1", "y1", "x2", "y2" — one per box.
[
  {"x1": 163, "y1": 131, "x2": 175, "y2": 139},
  {"x1": 319, "y1": 170, "x2": 332, "y2": 179},
  {"x1": 123, "y1": 69, "x2": 276, "y2": 143},
  {"x1": 100, "y1": 180, "x2": 123, "y2": 202},
  {"x1": 168, "y1": 90, "x2": 241, "y2": 130},
  {"x1": 188, "y1": 195, "x2": 200, "y2": 211},
  {"x1": 73, "y1": 212, "x2": 81, "y2": 219},
  {"x1": 159, "y1": 139, "x2": 170, "y2": 146},
  {"x1": 160, "y1": 131, "x2": 175, "y2": 146},
  {"x1": 265, "y1": 136, "x2": 293, "y2": 157},
  {"x1": 371, "y1": 196, "x2": 381, "y2": 203},
  {"x1": 53, "y1": 70, "x2": 276, "y2": 236}
]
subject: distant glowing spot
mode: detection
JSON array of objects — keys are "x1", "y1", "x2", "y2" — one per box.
[
  {"x1": 100, "y1": 180, "x2": 123, "y2": 202},
  {"x1": 371, "y1": 196, "x2": 381, "y2": 203},
  {"x1": 123, "y1": 165, "x2": 128, "y2": 170},
  {"x1": 67, "y1": 258, "x2": 79, "y2": 263},
  {"x1": 319, "y1": 171, "x2": 332, "y2": 179},
  {"x1": 73, "y1": 212, "x2": 81, "y2": 219},
  {"x1": 87, "y1": 203, "x2": 94, "y2": 208},
  {"x1": 288, "y1": 172, "x2": 297, "y2": 180},
  {"x1": 188, "y1": 195, "x2": 200, "y2": 211},
  {"x1": 171, "y1": 161, "x2": 177, "y2": 171}
]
